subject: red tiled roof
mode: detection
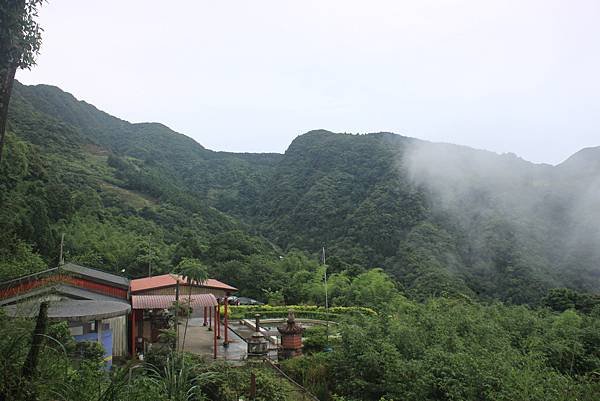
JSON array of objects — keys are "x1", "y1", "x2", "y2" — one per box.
[
  {"x1": 130, "y1": 274, "x2": 180, "y2": 292},
  {"x1": 129, "y1": 274, "x2": 237, "y2": 293},
  {"x1": 203, "y1": 279, "x2": 238, "y2": 292},
  {"x1": 132, "y1": 294, "x2": 218, "y2": 309}
]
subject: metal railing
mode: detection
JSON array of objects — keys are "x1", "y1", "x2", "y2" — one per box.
[{"x1": 263, "y1": 357, "x2": 321, "y2": 401}]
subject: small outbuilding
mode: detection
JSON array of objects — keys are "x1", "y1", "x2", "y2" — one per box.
[
  {"x1": 129, "y1": 274, "x2": 237, "y2": 359},
  {"x1": 0, "y1": 263, "x2": 131, "y2": 364}
]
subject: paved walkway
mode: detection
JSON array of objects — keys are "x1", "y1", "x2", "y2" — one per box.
[
  {"x1": 228, "y1": 319, "x2": 280, "y2": 359},
  {"x1": 178, "y1": 317, "x2": 247, "y2": 361}
]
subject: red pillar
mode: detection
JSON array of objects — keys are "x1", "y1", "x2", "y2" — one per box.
[
  {"x1": 203, "y1": 306, "x2": 207, "y2": 326},
  {"x1": 131, "y1": 309, "x2": 136, "y2": 358},
  {"x1": 216, "y1": 298, "x2": 221, "y2": 339},
  {"x1": 223, "y1": 296, "x2": 229, "y2": 347},
  {"x1": 208, "y1": 306, "x2": 212, "y2": 331},
  {"x1": 213, "y1": 305, "x2": 218, "y2": 359}
]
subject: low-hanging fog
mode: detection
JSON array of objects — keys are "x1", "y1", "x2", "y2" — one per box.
[{"x1": 401, "y1": 139, "x2": 600, "y2": 293}]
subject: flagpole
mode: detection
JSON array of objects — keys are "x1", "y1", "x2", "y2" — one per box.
[
  {"x1": 322, "y1": 246, "x2": 330, "y2": 350},
  {"x1": 323, "y1": 246, "x2": 328, "y2": 311}
]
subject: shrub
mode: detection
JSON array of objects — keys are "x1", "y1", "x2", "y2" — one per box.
[
  {"x1": 302, "y1": 325, "x2": 330, "y2": 352},
  {"x1": 75, "y1": 340, "x2": 104, "y2": 362},
  {"x1": 223, "y1": 305, "x2": 376, "y2": 321}
]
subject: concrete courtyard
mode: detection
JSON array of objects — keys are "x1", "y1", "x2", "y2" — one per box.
[{"x1": 178, "y1": 317, "x2": 247, "y2": 361}]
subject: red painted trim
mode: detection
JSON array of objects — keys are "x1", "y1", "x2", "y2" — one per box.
[
  {"x1": 0, "y1": 274, "x2": 128, "y2": 300},
  {"x1": 223, "y1": 297, "x2": 229, "y2": 345},
  {"x1": 216, "y1": 298, "x2": 221, "y2": 339},
  {"x1": 61, "y1": 276, "x2": 128, "y2": 299},
  {"x1": 213, "y1": 305, "x2": 218, "y2": 359},
  {"x1": 131, "y1": 309, "x2": 137, "y2": 358}
]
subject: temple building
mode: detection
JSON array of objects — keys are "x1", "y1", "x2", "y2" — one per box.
[
  {"x1": 0, "y1": 263, "x2": 131, "y2": 364},
  {"x1": 129, "y1": 273, "x2": 237, "y2": 358},
  {"x1": 1, "y1": 266, "x2": 239, "y2": 362}
]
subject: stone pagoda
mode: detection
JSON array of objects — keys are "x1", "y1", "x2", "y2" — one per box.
[
  {"x1": 247, "y1": 314, "x2": 269, "y2": 359},
  {"x1": 277, "y1": 310, "x2": 304, "y2": 359}
]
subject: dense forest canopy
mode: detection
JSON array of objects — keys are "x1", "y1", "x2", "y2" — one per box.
[
  {"x1": 2, "y1": 0, "x2": 599, "y2": 397},
  {"x1": 1, "y1": 81, "x2": 599, "y2": 306},
  {"x1": 1, "y1": 81, "x2": 600, "y2": 401},
  {"x1": 1, "y1": 0, "x2": 599, "y2": 398}
]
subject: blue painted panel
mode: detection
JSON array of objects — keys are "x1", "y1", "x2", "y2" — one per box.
[
  {"x1": 73, "y1": 332, "x2": 97, "y2": 341},
  {"x1": 73, "y1": 329, "x2": 113, "y2": 366},
  {"x1": 101, "y1": 329, "x2": 113, "y2": 365}
]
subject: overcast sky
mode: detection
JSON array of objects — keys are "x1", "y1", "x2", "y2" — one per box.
[{"x1": 17, "y1": 0, "x2": 600, "y2": 165}]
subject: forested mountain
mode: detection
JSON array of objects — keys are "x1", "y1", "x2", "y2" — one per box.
[
  {"x1": 11, "y1": 81, "x2": 282, "y2": 216},
  {"x1": 1, "y1": 81, "x2": 278, "y2": 281},
  {"x1": 253, "y1": 131, "x2": 600, "y2": 302},
  {"x1": 1, "y1": 81, "x2": 599, "y2": 304}
]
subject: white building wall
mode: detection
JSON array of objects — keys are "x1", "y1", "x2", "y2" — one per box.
[{"x1": 104, "y1": 315, "x2": 127, "y2": 357}]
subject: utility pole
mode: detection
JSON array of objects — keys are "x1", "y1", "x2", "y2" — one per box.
[
  {"x1": 175, "y1": 280, "x2": 180, "y2": 352},
  {"x1": 322, "y1": 247, "x2": 328, "y2": 312},
  {"x1": 322, "y1": 246, "x2": 330, "y2": 350},
  {"x1": 59, "y1": 233, "x2": 65, "y2": 266},
  {"x1": 147, "y1": 238, "x2": 152, "y2": 277}
]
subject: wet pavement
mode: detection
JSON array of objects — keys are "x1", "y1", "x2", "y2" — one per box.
[{"x1": 178, "y1": 317, "x2": 247, "y2": 361}]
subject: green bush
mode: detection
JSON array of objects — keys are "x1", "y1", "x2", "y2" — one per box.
[
  {"x1": 75, "y1": 340, "x2": 105, "y2": 362},
  {"x1": 224, "y1": 305, "x2": 376, "y2": 321},
  {"x1": 281, "y1": 354, "x2": 332, "y2": 400},
  {"x1": 302, "y1": 325, "x2": 331, "y2": 352}
]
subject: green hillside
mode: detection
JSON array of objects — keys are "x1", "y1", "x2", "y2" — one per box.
[
  {"x1": 2, "y1": 81, "x2": 599, "y2": 304},
  {"x1": 252, "y1": 131, "x2": 600, "y2": 302},
  {"x1": 2, "y1": 81, "x2": 600, "y2": 401},
  {"x1": 1, "y1": 81, "x2": 276, "y2": 281}
]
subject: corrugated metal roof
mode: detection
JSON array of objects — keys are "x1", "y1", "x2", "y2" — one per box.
[
  {"x1": 61, "y1": 263, "x2": 130, "y2": 288},
  {"x1": 130, "y1": 274, "x2": 237, "y2": 293},
  {"x1": 4, "y1": 299, "x2": 130, "y2": 322},
  {"x1": 132, "y1": 294, "x2": 218, "y2": 309}
]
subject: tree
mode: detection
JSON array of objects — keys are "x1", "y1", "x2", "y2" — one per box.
[
  {"x1": 175, "y1": 257, "x2": 209, "y2": 353},
  {"x1": 21, "y1": 301, "x2": 49, "y2": 381},
  {"x1": 0, "y1": 0, "x2": 44, "y2": 162},
  {"x1": 347, "y1": 268, "x2": 397, "y2": 309},
  {"x1": 150, "y1": 355, "x2": 209, "y2": 401},
  {"x1": 135, "y1": 239, "x2": 160, "y2": 277},
  {"x1": 543, "y1": 288, "x2": 599, "y2": 314}
]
